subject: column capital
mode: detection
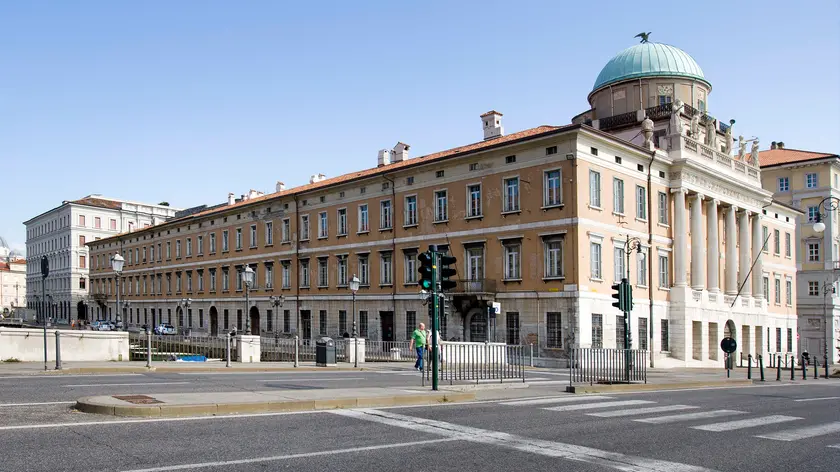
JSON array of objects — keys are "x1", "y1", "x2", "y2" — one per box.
[
  {"x1": 706, "y1": 198, "x2": 720, "y2": 206},
  {"x1": 739, "y1": 208, "x2": 752, "y2": 217},
  {"x1": 694, "y1": 193, "x2": 705, "y2": 201},
  {"x1": 670, "y1": 187, "x2": 688, "y2": 195},
  {"x1": 729, "y1": 205, "x2": 739, "y2": 213},
  {"x1": 751, "y1": 212, "x2": 763, "y2": 221}
]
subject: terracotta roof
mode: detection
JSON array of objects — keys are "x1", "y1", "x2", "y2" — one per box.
[
  {"x1": 71, "y1": 197, "x2": 123, "y2": 210},
  {"x1": 480, "y1": 110, "x2": 503, "y2": 117},
  {"x1": 758, "y1": 148, "x2": 838, "y2": 168}
]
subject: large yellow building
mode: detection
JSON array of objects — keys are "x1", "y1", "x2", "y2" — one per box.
[{"x1": 88, "y1": 41, "x2": 799, "y2": 367}]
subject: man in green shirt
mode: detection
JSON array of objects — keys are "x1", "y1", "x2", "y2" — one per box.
[{"x1": 409, "y1": 322, "x2": 426, "y2": 371}]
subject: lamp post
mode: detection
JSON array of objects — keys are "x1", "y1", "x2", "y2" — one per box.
[
  {"x1": 242, "y1": 266, "x2": 255, "y2": 335},
  {"x1": 111, "y1": 254, "x2": 125, "y2": 330},
  {"x1": 269, "y1": 295, "x2": 284, "y2": 336},
  {"x1": 349, "y1": 274, "x2": 360, "y2": 368},
  {"x1": 122, "y1": 301, "x2": 130, "y2": 329},
  {"x1": 811, "y1": 195, "x2": 840, "y2": 365},
  {"x1": 623, "y1": 236, "x2": 643, "y2": 350},
  {"x1": 179, "y1": 298, "x2": 191, "y2": 334}
]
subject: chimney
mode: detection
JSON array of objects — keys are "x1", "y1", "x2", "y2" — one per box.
[
  {"x1": 276, "y1": 181, "x2": 286, "y2": 192},
  {"x1": 481, "y1": 110, "x2": 504, "y2": 140},
  {"x1": 318, "y1": 173, "x2": 326, "y2": 181},
  {"x1": 393, "y1": 142, "x2": 410, "y2": 162},
  {"x1": 777, "y1": 141, "x2": 785, "y2": 149},
  {"x1": 377, "y1": 149, "x2": 391, "y2": 167},
  {"x1": 227, "y1": 193, "x2": 235, "y2": 205},
  {"x1": 771, "y1": 141, "x2": 777, "y2": 150},
  {"x1": 309, "y1": 174, "x2": 327, "y2": 184}
]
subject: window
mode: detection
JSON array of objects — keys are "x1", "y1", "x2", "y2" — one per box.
[
  {"x1": 638, "y1": 317, "x2": 648, "y2": 350},
  {"x1": 786, "y1": 279, "x2": 792, "y2": 305},
  {"x1": 317, "y1": 258, "x2": 329, "y2": 287},
  {"x1": 613, "y1": 178, "x2": 624, "y2": 214},
  {"x1": 207, "y1": 233, "x2": 215, "y2": 253},
  {"x1": 466, "y1": 246, "x2": 484, "y2": 280},
  {"x1": 590, "y1": 147, "x2": 598, "y2": 156},
  {"x1": 318, "y1": 212, "x2": 328, "y2": 238},
  {"x1": 763, "y1": 276, "x2": 770, "y2": 302},
  {"x1": 808, "y1": 281, "x2": 819, "y2": 296},
  {"x1": 503, "y1": 178, "x2": 520, "y2": 212},
  {"x1": 79, "y1": 255, "x2": 86, "y2": 269},
  {"x1": 785, "y1": 232, "x2": 791, "y2": 257},
  {"x1": 545, "y1": 146, "x2": 557, "y2": 155},
  {"x1": 186, "y1": 238, "x2": 193, "y2": 256},
  {"x1": 210, "y1": 269, "x2": 217, "y2": 291},
  {"x1": 637, "y1": 249, "x2": 648, "y2": 286},
  {"x1": 778, "y1": 177, "x2": 790, "y2": 192},
  {"x1": 506, "y1": 312, "x2": 520, "y2": 345},
  {"x1": 808, "y1": 242, "x2": 820, "y2": 262},
  {"x1": 435, "y1": 170, "x2": 444, "y2": 178},
  {"x1": 661, "y1": 320, "x2": 670, "y2": 351},
  {"x1": 434, "y1": 191, "x2": 448, "y2": 221},
  {"x1": 222, "y1": 270, "x2": 230, "y2": 291},
  {"x1": 177, "y1": 272, "x2": 183, "y2": 292},
  {"x1": 503, "y1": 241, "x2": 521, "y2": 280},
  {"x1": 636, "y1": 186, "x2": 647, "y2": 220},
  {"x1": 94, "y1": 217, "x2": 101, "y2": 229},
  {"x1": 589, "y1": 170, "x2": 601, "y2": 207},
  {"x1": 786, "y1": 328, "x2": 792, "y2": 352},
  {"x1": 110, "y1": 219, "x2": 117, "y2": 231},
  {"x1": 772, "y1": 229, "x2": 780, "y2": 255},
  {"x1": 775, "y1": 327, "x2": 782, "y2": 353},
  {"x1": 245, "y1": 225, "x2": 255, "y2": 248},
  {"x1": 265, "y1": 265, "x2": 274, "y2": 289},
  {"x1": 358, "y1": 205, "x2": 369, "y2": 232},
  {"x1": 266, "y1": 310, "x2": 273, "y2": 332},
  {"x1": 546, "y1": 312, "x2": 562, "y2": 348},
  {"x1": 773, "y1": 277, "x2": 781, "y2": 304},
  {"x1": 319, "y1": 310, "x2": 327, "y2": 336},
  {"x1": 658, "y1": 94, "x2": 672, "y2": 106},
  {"x1": 658, "y1": 254, "x2": 670, "y2": 288},
  {"x1": 281, "y1": 262, "x2": 291, "y2": 289},
  {"x1": 544, "y1": 238, "x2": 563, "y2": 278},
  {"x1": 590, "y1": 242, "x2": 602, "y2": 279},
  {"x1": 406, "y1": 176, "x2": 414, "y2": 185},
  {"x1": 404, "y1": 196, "x2": 417, "y2": 226},
  {"x1": 300, "y1": 215, "x2": 310, "y2": 240},
  {"x1": 79, "y1": 278, "x2": 86, "y2": 289},
  {"x1": 337, "y1": 209, "x2": 347, "y2": 235},
  {"x1": 186, "y1": 272, "x2": 193, "y2": 292},
  {"x1": 658, "y1": 192, "x2": 668, "y2": 225},
  {"x1": 807, "y1": 206, "x2": 819, "y2": 222},
  {"x1": 762, "y1": 226, "x2": 769, "y2": 253},
  {"x1": 614, "y1": 247, "x2": 626, "y2": 282},
  {"x1": 79, "y1": 235, "x2": 86, "y2": 246},
  {"x1": 334, "y1": 255, "x2": 347, "y2": 286},
  {"x1": 404, "y1": 252, "x2": 417, "y2": 284},
  {"x1": 467, "y1": 185, "x2": 482, "y2": 217},
  {"x1": 261, "y1": 221, "x2": 272, "y2": 246},
  {"x1": 615, "y1": 315, "x2": 626, "y2": 349},
  {"x1": 339, "y1": 310, "x2": 347, "y2": 335},
  {"x1": 281, "y1": 219, "x2": 291, "y2": 242},
  {"x1": 300, "y1": 260, "x2": 310, "y2": 288},
  {"x1": 284, "y1": 310, "x2": 291, "y2": 333},
  {"x1": 591, "y1": 314, "x2": 603, "y2": 349},
  {"x1": 196, "y1": 235, "x2": 203, "y2": 255},
  {"x1": 544, "y1": 170, "x2": 562, "y2": 206},
  {"x1": 176, "y1": 240, "x2": 182, "y2": 258},
  {"x1": 505, "y1": 155, "x2": 516, "y2": 164},
  {"x1": 376, "y1": 252, "x2": 392, "y2": 286},
  {"x1": 359, "y1": 311, "x2": 369, "y2": 337},
  {"x1": 358, "y1": 255, "x2": 369, "y2": 285},
  {"x1": 469, "y1": 163, "x2": 478, "y2": 171},
  {"x1": 380, "y1": 201, "x2": 392, "y2": 229},
  {"x1": 806, "y1": 173, "x2": 818, "y2": 189}
]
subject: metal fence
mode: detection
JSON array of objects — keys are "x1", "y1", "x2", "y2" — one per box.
[
  {"x1": 128, "y1": 333, "x2": 232, "y2": 361},
  {"x1": 568, "y1": 348, "x2": 647, "y2": 385},
  {"x1": 422, "y1": 342, "x2": 526, "y2": 384},
  {"x1": 364, "y1": 340, "x2": 414, "y2": 362}
]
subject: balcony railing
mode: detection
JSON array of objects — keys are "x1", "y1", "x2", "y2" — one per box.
[
  {"x1": 454, "y1": 279, "x2": 497, "y2": 294},
  {"x1": 681, "y1": 136, "x2": 760, "y2": 181},
  {"x1": 598, "y1": 111, "x2": 637, "y2": 131},
  {"x1": 644, "y1": 104, "x2": 672, "y2": 121},
  {"x1": 681, "y1": 103, "x2": 700, "y2": 118}
]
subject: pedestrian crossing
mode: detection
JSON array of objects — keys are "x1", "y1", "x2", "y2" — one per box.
[{"x1": 499, "y1": 395, "x2": 840, "y2": 448}]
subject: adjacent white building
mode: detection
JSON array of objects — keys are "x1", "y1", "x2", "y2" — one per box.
[
  {"x1": 0, "y1": 237, "x2": 26, "y2": 317},
  {"x1": 24, "y1": 196, "x2": 180, "y2": 323}
]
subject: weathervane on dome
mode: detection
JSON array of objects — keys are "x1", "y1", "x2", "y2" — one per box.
[{"x1": 634, "y1": 32, "x2": 651, "y2": 43}]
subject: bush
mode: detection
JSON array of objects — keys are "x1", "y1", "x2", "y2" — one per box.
[{"x1": 2, "y1": 358, "x2": 22, "y2": 363}]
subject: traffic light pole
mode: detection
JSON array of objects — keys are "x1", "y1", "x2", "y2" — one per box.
[{"x1": 429, "y1": 246, "x2": 440, "y2": 391}]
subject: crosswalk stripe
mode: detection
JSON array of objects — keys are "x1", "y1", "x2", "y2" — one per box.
[
  {"x1": 636, "y1": 410, "x2": 745, "y2": 424},
  {"x1": 544, "y1": 400, "x2": 654, "y2": 412},
  {"x1": 827, "y1": 444, "x2": 840, "y2": 449},
  {"x1": 755, "y1": 422, "x2": 840, "y2": 441},
  {"x1": 692, "y1": 415, "x2": 802, "y2": 432},
  {"x1": 501, "y1": 395, "x2": 613, "y2": 406},
  {"x1": 587, "y1": 405, "x2": 698, "y2": 418}
]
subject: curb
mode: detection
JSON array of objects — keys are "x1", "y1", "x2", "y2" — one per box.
[
  {"x1": 564, "y1": 380, "x2": 754, "y2": 393},
  {"x1": 75, "y1": 391, "x2": 475, "y2": 417},
  {"x1": 6, "y1": 366, "x2": 396, "y2": 375}
]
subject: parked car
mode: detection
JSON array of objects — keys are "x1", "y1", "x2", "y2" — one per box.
[
  {"x1": 91, "y1": 320, "x2": 115, "y2": 331},
  {"x1": 154, "y1": 324, "x2": 177, "y2": 335}
]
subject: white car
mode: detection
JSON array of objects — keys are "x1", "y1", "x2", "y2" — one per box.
[
  {"x1": 91, "y1": 320, "x2": 115, "y2": 331},
  {"x1": 154, "y1": 324, "x2": 177, "y2": 335}
]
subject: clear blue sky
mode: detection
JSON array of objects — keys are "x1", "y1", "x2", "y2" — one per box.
[{"x1": 3, "y1": 0, "x2": 838, "y2": 253}]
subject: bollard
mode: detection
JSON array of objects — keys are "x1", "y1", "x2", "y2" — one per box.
[
  {"x1": 54, "y1": 331, "x2": 62, "y2": 370},
  {"x1": 294, "y1": 335, "x2": 299, "y2": 368},
  {"x1": 776, "y1": 360, "x2": 781, "y2": 381},
  {"x1": 825, "y1": 356, "x2": 830, "y2": 379},
  {"x1": 146, "y1": 328, "x2": 152, "y2": 368},
  {"x1": 759, "y1": 355, "x2": 765, "y2": 381},
  {"x1": 791, "y1": 355, "x2": 795, "y2": 380},
  {"x1": 353, "y1": 335, "x2": 358, "y2": 369},
  {"x1": 814, "y1": 358, "x2": 818, "y2": 379},
  {"x1": 225, "y1": 333, "x2": 231, "y2": 367},
  {"x1": 529, "y1": 343, "x2": 534, "y2": 367},
  {"x1": 802, "y1": 356, "x2": 807, "y2": 380},
  {"x1": 747, "y1": 354, "x2": 752, "y2": 379}
]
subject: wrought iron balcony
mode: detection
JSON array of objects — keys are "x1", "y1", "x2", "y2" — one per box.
[
  {"x1": 453, "y1": 279, "x2": 497, "y2": 295},
  {"x1": 598, "y1": 111, "x2": 637, "y2": 131},
  {"x1": 644, "y1": 104, "x2": 672, "y2": 121}
]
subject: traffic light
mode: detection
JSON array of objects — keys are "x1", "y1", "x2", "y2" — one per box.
[
  {"x1": 624, "y1": 281, "x2": 633, "y2": 311},
  {"x1": 438, "y1": 254, "x2": 457, "y2": 292},
  {"x1": 611, "y1": 282, "x2": 624, "y2": 311},
  {"x1": 418, "y1": 251, "x2": 434, "y2": 290}
]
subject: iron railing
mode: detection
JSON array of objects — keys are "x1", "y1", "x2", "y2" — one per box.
[
  {"x1": 422, "y1": 342, "x2": 526, "y2": 384},
  {"x1": 453, "y1": 279, "x2": 497, "y2": 294},
  {"x1": 364, "y1": 340, "x2": 414, "y2": 362},
  {"x1": 681, "y1": 103, "x2": 700, "y2": 117},
  {"x1": 644, "y1": 104, "x2": 672, "y2": 121},
  {"x1": 598, "y1": 111, "x2": 637, "y2": 130},
  {"x1": 128, "y1": 333, "x2": 233, "y2": 361},
  {"x1": 568, "y1": 348, "x2": 647, "y2": 384}
]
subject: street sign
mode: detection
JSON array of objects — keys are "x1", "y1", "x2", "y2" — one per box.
[
  {"x1": 40, "y1": 255, "x2": 49, "y2": 278},
  {"x1": 720, "y1": 337, "x2": 737, "y2": 354},
  {"x1": 490, "y1": 302, "x2": 501, "y2": 319}
]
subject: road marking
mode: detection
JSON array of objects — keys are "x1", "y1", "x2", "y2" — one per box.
[
  {"x1": 477, "y1": 377, "x2": 547, "y2": 383},
  {"x1": 523, "y1": 380, "x2": 569, "y2": 386},
  {"x1": 501, "y1": 395, "x2": 613, "y2": 406},
  {"x1": 755, "y1": 422, "x2": 840, "y2": 441},
  {"x1": 588, "y1": 405, "x2": 698, "y2": 418},
  {"x1": 636, "y1": 410, "x2": 745, "y2": 424},
  {"x1": 0, "y1": 374, "x2": 141, "y2": 380},
  {"x1": 793, "y1": 396, "x2": 840, "y2": 402},
  {"x1": 119, "y1": 438, "x2": 459, "y2": 472},
  {"x1": 63, "y1": 382, "x2": 191, "y2": 388},
  {"x1": 692, "y1": 415, "x2": 802, "y2": 432},
  {"x1": 178, "y1": 371, "x2": 368, "y2": 376},
  {"x1": 0, "y1": 410, "x2": 321, "y2": 431},
  {"x1": 528, "y1": 371, "x2": 569, "y2": 376},
  {"x1": 827, "y1": 444, "x2": 840, "y2": 449},
  {"x1": 256, "y1": 377, "x2": 365, "y2": 382},
  {"x1": 331, "y1": 409, "x2": 716, "y2": 472},
  {"x1": 0, "y1": 401, "x2": 75, "y2": 408},
  {"x1": 544, "y1": 399, "x2": 655, "y2": 412}
]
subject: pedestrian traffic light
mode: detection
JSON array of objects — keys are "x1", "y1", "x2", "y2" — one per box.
[
  {"x1": 438, "y1": 254, "x2": 457, "y2": 292},
  {"x1": 418, "y1": 251, "x2": 434, "y2": 290},
  {"x1": 611, "y1": 281, "x2": 626, "y2": 311},
  {"x1": 624, "y1": 281, "x2": 633, "y2": 311}
]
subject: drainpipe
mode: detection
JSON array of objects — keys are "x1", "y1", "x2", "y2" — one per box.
[
  {"x1": 647, "y1": 150, "x2": 656, "y2": 368},
  {"x1": 383, "y1": 174, "x2": 397, "y2": 336},
  {"x1": 293, "y1": 195, "x2": 300, "y2": 341}
]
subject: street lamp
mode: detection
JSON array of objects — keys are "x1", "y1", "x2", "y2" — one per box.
[
  {"x1": 122, "y1": 300, "x2": 130, "y2": 328},
  {"x1": 179, "y1": 298, "x2": 191, "y2": 334},
  {"x1": 812, "y1": 196, "x2": 840, "y2": 365},
  {"x1": 349, "y1": 274, "x2": 360, "y2": 368},
  {"x1": 269, "y1": 295, "x2": 284, "y2": 336},
  {"x1": 242, "y1": 265, "x2": 255, "y2": 335},
  {"x1": 111, "y1": 254, "x2": 125, "y2": 330}
]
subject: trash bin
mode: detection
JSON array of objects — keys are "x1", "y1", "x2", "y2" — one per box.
[{"x1": 316, "y1": 337, "x2": 336, "y2": 366}]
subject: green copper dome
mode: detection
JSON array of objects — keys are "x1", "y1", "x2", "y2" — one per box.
[{"x1": 592, "y1": 43, "x2": 710, "y2": 92}]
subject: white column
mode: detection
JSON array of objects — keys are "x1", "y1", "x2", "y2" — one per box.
[
  {"x1": 752, "y1": 213, "x2": 764, "y2": 299},
  {"x1": 738, "y1": 210, "x2": 752, "y2": 297},
  {"x1": 673, "y1": 189, "x2": 688, "y2": 287},
  {"x1": 691, "y1": 193, "x2": 705, "y2": 290},
  {"x1": 725, "y1": 206, "x2": 738, "y2": 295},
  {"x1": 706, "y1": 198, "x2": 720, "y2": 292}
]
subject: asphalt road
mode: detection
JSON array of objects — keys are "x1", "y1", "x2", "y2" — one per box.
[{"x1": 0, "y1": 379, "x2": 837, "y2": 471}]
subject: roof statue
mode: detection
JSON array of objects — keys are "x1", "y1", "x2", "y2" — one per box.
[
  {"x1": 704, "y1": 117, "x2": 717, "y2": 148},
  {"x1": 724, "y1": 126, "x2": 734, "y2": 154},
  {"x1": 750, "y1": 139, "x2": 760, "y2": 165},
  {"x1": 635, "y1": 32, "x2": 651, "y2": 43}
]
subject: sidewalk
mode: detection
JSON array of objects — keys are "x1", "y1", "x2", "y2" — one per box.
[{"x1": 0, "y1": 360, "x2": 419, "y2": 375}]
